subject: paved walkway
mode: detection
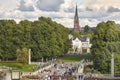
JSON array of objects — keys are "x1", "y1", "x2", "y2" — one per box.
[{"x1": 22, "y1": 63, "x2": 54, "y2": 76}]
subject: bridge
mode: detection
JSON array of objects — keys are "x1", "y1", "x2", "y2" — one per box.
[
  {"x1": 72, "y1": 73, "x2": 120, "y2": 80},
  {"x1": 73, "y1": 59, "x2": 120, "y2": 80}
]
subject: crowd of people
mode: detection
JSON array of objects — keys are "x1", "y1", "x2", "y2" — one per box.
[{"x1": 39, "y1": 62, "x2": 78, "y2": 80}]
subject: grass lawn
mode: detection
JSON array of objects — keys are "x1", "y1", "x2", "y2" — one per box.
[
  {"x1": 57, "y1": 54, "x2": 92, "y2": 62},
  {"x1": 0, "y1": 62, "x2": 37, "y2": 72}
]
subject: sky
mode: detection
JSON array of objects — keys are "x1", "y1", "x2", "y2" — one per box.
[{"x1": 0, "y1": 0, "x2": 120, "y2": 28}]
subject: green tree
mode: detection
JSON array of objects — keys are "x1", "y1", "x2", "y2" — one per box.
[
  {"x1": 16, "y1": 48, "x2": 29, "y2": 64},
  {"x1": 84, "y1": 25, "x2": 90, "y2": 33},
  {"x1": 92, "y1": 21, "x2": 120, "y2": 73},
  {"x1": 72, "y1": 32, "x2": 80, "y2": 38},
  {"x1": 0, "y1": 17, "x2": 69, "y2": 61},
  {"x1": 0, "y1": 20, "x2": 18, "y2": 60}
]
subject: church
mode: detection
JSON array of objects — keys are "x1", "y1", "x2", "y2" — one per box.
[{"x1": 69, "y1": 5, "x2": 92, "y2": 54}]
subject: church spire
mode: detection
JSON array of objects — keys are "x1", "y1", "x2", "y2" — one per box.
[
  {"x1": 73, "y1": 4, "x2": 80, "y2": 32},
  {"x1": 74, "y1": 5, "x2": 78, "y2": 19}
]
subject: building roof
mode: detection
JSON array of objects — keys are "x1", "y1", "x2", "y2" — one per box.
[
  {"x1": 79, "y1": 37, "x2": 87, "y2": 42},
  {"x1": 72, "y1": 36, "x2": 87, "y2": 42}
]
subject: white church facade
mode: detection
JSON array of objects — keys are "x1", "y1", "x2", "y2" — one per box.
[{"x1": 69, "y1": 34, "x2": 92, "y2": 54}]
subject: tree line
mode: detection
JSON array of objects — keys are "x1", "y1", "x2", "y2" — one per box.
[
  {"x1": 0, "y1": 17, "x2": 69, "y2": 61},
  {"x1": 81, "y1": 21, "x2": 120, "y2": 74},
  {"x1": 91, "y1": 21, "x2": 120, "y2": 74}
]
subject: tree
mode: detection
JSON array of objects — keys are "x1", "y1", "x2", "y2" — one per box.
[
  {"x1": 0, "y1": 17, "x2": 69, "y2": 61},
  {"x1": 84, "y1": 25, "x2": 90, "y2": 33},
  {"x1": 16, "y1": 48, "x2": 29, "y2": 64},
  {"x1": 72, "y1": 32, "x2": 80, "y2": 38},
  {"x1": 92, "y1": 21, "x2": 120, "y2": 73},
  {"x1": 0, "y1": 20, "x2": 18, "y2": 60}
]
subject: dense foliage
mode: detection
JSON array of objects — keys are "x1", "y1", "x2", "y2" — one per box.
[
  {"x1": 0, "y1": 17, "x2": 69, "y2": 60},
  {"x1": 16, "y1": 48, "x2": 29, "y2": 64},
  {"x1": 83, "y1": 25, "x2": 94, "y2": 39},
  {"x1": 92, "y1": 21, "x2": 120, "y2": 74}
]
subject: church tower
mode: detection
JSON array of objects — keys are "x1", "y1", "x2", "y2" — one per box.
[{"x1": 73, "y1": 5, "x2": 80, "y2": 32}]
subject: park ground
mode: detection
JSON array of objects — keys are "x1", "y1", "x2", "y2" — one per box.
[{"x1": 0, "y1": 54, "x2": 92, "y2": 72}]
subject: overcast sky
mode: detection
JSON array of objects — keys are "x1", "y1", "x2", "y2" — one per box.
[{"x1": 0, "y1": 0, "x2": 120, "y2": 28}]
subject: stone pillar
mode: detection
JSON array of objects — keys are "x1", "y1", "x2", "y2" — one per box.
[
  {"x1": 87, "y1": 48, "x2": 90, "y2": 53},
  {"x1": 29, "y1": 49, "x2": 31, "y2": 64},
  {"x1": 111, "y1": 53, "x2": 114, "y2": 77}
]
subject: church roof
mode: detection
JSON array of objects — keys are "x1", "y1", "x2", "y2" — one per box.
[
  {"x1": 73, "y1": 36, "x2": 87, "y2": 42},
  {"x1": 79, "y1": 37, "x2": 86, "y2": 42}
]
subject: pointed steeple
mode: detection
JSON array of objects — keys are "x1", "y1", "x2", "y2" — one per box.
[
  {"x1": 74, "y1": 5, "x2": 78, "y2": 19},
  {"x1": 73, "y1": 4, "x2": 80, "y2": 32}
]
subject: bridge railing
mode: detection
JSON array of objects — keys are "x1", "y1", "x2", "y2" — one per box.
[{"x1": 73, "y1": 73, "x2": 120, "y2": 80}]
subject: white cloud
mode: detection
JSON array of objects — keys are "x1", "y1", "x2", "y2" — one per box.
[
  {"x1": 80, "y1": 19, "x2": 100, "y2": 27},
  {"x1": 80, "y1": 0, "x2": 120, "y2": 11},
  {"x1": 53, "y1": 18, "x2": 73, "y2": 28},
  {"x1": 0, "y1": 0, "x2": 120, "y2": 28},
  {"x1": 0, "y1": 0, "x2": 20, "y2": 10}
]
